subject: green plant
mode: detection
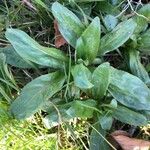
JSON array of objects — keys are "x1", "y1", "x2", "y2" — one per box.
[{"x1": 1, "y1": 1, "x2": 150, "y2": 149}]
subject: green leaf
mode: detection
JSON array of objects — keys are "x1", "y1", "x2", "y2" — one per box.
[
  {"x1": 104, "y1": 15, "x2": 118, "y2": 31},
  {"x1": 76, "y1": 17, "x2": 101, "y2": 63},
  {"x1": 43, "y1": 103, "x2": 72, "y2": 129},
  {"x1": 138, "y1": 4, "x2": 150, "y2": 20},
  {"x1": 113, "y1": 105, "x2": 147, "y2": 126},
  {"x1": 89, "y1": 123, "x2": 110, "y2": 150},
  {"x1": 99, "y1": 114, "x2": 113, "y2": 130},
  {"x1": 109, "y1": 99, "x2": 118, "y2": 108},
  {"x1": 99, "y1": 19, "x2": 137, "y2": 55},
  {"x1": 10, "y1": 71, "x2": 65, "y2": 119},
  {"x1": 0, "y1": 46, "x2": 34, "y2": 68},
  {"x1": 91, "y1": 62, "x2": 110, "y2": 99},
  {"x1": 134, "y1": 4, "x2": 150, "y2": 34},
  {"x1": 71, "y1": 63, "x2": 93, "y2": 89},
  {"x1": 52, "y1": 2, "x2": 85, "y2": 48},
  {"x1": 127, "y1": 49, "x2": 149, "y2": 83},
  {"x1": 138, "y1": 29, "x2": 150, "y2": 52},
  {"x1": 109, "y1": 67, "x2": 150, "y2": 111},
  {"x1": 95, "y1": 1, "x2": 120, "y2": 15},
  {"x1": 141, "y1": 110, "x2": 150, "y2": 121},
  {"x1": 66, "y1": 99, "x2": 97, "y2": 118},
  {"x1": 5, "y1": 29, "x2": 68, "y2": 69}
]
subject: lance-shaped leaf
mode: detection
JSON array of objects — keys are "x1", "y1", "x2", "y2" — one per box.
[
  {"x1": 138, "y1": 4, "x2": 150, "y2": 20},
  {"x1": 134, "y1": 4, "x2": 150, "y2": 34},
  {"x1": 71, "y1": 63, "x2": 93, "y2": 89},
  {"x1": 104, "y1": 15, "x2": 118, "y2": 31},
  {"x1": 5, "y1": 29, "x2": 68, "y2": 69},
  {"x1": 91, "y1": 62, "x2": 110, "y2": 99},
  {"x1": 138, "y1": 29, "x2": 150, "y2": 52},
  {"x1": 0, "y1": 46, "x2": 34, "y2": 68},
  {"x1": 99, "y1": 113, "x2": 113, "y2": 130},
  {"x1": 127, "y1": 49, "x2": 149, "y2": 83},
  {"x1": 89, "y1": 123, "x2": 110, "y2": 150},
  {"x1": 10, "y1": 71, "x2": 65, "y2": 119},
  {"x1": 76, "y1": 17, "x2": 100, "y2": 63},
  {"x1": 109, "y1": 67, "x2": 150, "y2": 111},
  {"x1": 99, "y1": 19, "x2": 136, "y2": 55},
  {"x1": 52, "y1": 2, "x2": 85, "y2": 48},
  {"x1": 113, "y1": 106, "x2": 147, "y2": 126},
  {"x1": 66, "y1": 99, "x2": 97, "y2": 118}
]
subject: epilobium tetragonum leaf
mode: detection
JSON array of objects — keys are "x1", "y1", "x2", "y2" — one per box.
[
  {"x1": 89, "y1": 123, "x2": 110, "y2": 150},
  {"x1": 127, "y1": 49, "x2": 149, "y2": 83},
  {"x1": 76, "y1": 17, "x2": 101, "y2": 63},
  {"x1": 5, "y1": 29, "x2": 68, "y2": 69},
  {"x1": 66, "y1": 99, "x2": 97, "y2": 118},
  {"x1": 91, "y1": 62, "x2": 110, "y2": 99},
  {"x1": 138, "y1": 29, "x2": 150, "y2": 52},
  {"x1": 113, "y1": 105, "x2": 147, "y2": 126},
  {"x1": 104, "y1": 15, "x2": 118, "y2": 31},
  {"x1": 10, "y1": 71, "x2": 65, "y2": 119},
  {"x1": 134, "y1": 4, "x2": 150, "y2": 34},
  {"x1": 138, "y1": 4, "x2": 150, "y2": 20},
  {"x1": 0, "y1": 46, "x2": 34, "y2": 68},
  {"x1": 71, "y1": 63, "x2": 93, "y2": 89},
  {"x1": 52, "y1": 2, "x2": 85, "y2": 48},
  {"x1": 99, "y1": 114, "x2": 113, "y2": 130},
  {"x1": 109, "y1": 67, "x2": 150, "y2": 110},
  {"x1": 99, "y1": 19, "x2": 137, "y2": 55}
]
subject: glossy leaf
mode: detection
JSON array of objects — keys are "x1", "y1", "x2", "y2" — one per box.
[
  {"x1": 142, "y1": 111, "x2": 150, "y2": 121},
  {"x1": 71, "y1": 63, "x2": 93, "y2": 89},
  {"x1": 91, "y1": 62, "x2": 110, "y2": 99},
  {"x1": 104, "y1": 15, "x2": 118, "y2": 31},
  {"x1": 5, "y1": 29, "x2": 68, "y2": 69},
  {"x1": 99, "y1": 114, "x2": 113, "y2": 130},
  {"x1": 138, "y1": 29, "x2": 150, "y2": 52},
  {"x1": 109, "y1": 67, "x2": 150, "y2": 110},
  {"x1": 89, "y1": 123, "x2": 110, "y2": 150},
  {"x1": 66, "y1": 99, "x2": 97, "y2": 118},
  {"x1": 76, "y1": 17, "x2": 100, "y2": 63},
  {"x1": 99, "y1": 19, "x2": 136, "y2": 55},
  {"x1": 134, "y1": 4, "x2": 150, "y2": 34},
  {"x1": 113, "y1": 106, "x2": 147, "y2": 126},
  {"x1": 10, "y1": 71, "x2": 65, "y2": 119},
  {"x1": 0, "y1": 46, "x2": 34, "y2": 68},
  {"x1": 138, "y1": 4, "x2": 150, "y2": 20},
  {"x1": 127, "y1": 49, "x2": 149, "y2": 83},
  {"x1": 52, "y1": 2, "x2": 85, "y2": 48}
]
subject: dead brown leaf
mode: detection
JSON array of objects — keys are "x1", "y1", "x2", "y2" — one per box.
[
  {"x1": 54, "y1": 20, "x2": 67, "y2": 48},
  {"x1": 110, "y1": 130, "x2": 150, "y2": 150}
]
